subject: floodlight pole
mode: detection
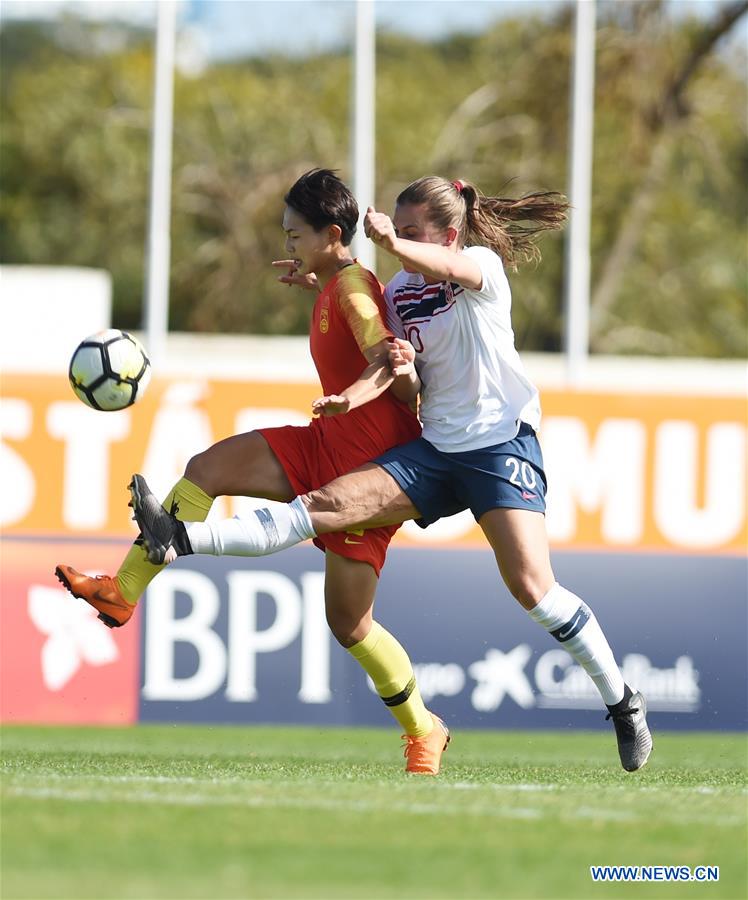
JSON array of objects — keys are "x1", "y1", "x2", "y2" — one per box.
[
  {"x1": 563, "y1": 0, "x2": 596, "y2": 386},
  {"x1": 351, "y1": 0, "x2": 376, "y2": 274},
  {"x1": 144, "y1": 0, "x2": 177, "y2": 367}
]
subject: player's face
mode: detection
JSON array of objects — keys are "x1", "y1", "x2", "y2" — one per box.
[
  {"x1": 282, "y1": 206, "x2": 331, "y2": 277},
  {"x1": 393, "y1": 203, "x2": 451, "y2": 273}
]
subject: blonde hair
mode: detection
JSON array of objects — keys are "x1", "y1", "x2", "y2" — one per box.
[{"x1": 396, "y1": 176, "x2": 569, "y2": 269}]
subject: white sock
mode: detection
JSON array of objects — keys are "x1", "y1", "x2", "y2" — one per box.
[
  {"x1": 528, "y1": 582, "x2": 625, "y2": 706},
  {"x1": 185, "y1": 497, "x2": 315, "y2": 556}
]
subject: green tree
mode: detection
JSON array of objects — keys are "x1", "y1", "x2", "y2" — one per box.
[{"x1": 1, "y1": 8, "x2": 745, "y2": 357}]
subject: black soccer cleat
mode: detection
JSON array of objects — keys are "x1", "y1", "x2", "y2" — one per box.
[
  {"x1": 128, "y1": 474, "x2": 193, "y2": 565},
  {"x1": 606, "y1": 689, "x2": 653, "y2": 772}
]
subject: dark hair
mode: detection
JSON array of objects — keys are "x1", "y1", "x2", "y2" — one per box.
[
  {"x1": 397, "y1": 176, "x2": 569, "y2": 269},
  {"x1": 284, "y1": 168, "x2": 358, "y2": 247}
]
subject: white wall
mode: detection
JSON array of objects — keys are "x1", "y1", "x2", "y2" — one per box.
[
  {"x1": 1, "y1": 266, "x2": 112, "y2": 373},
  {"x1": 0, "y1": 265, "x2": 744, "y2": 395}
]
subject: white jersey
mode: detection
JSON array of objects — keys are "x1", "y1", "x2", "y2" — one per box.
[{"x1": 384, "y1": 245, "x2": 541, "y2": 452}]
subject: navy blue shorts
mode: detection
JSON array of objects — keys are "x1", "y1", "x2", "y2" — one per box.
[{"x1": 375, "y1": 422, "x2": 547, "y2": 527}]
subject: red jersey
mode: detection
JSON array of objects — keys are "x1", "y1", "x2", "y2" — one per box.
[
  {"x1": 308, "y1": 261, "x2": 421, "y2": 456},
  {"x1": 259, "y1": 261, "x2": 421, "y2": 575}
]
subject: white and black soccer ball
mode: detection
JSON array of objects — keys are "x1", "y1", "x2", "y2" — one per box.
[{"x1": 69, "y1": 329, "x2": 151, "y2": 411}]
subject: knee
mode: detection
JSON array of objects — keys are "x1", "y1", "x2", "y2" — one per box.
[
  {"x1": 504, "y1": 573, "x2": 549, "y2": 611},
  {"x1": 304, "y1": 485, "x2": 345, "y2": 516},
  {"x1": 325, "y1": 606, "x2": 370, "y2": 648},
  {"x1": 325, "y1": 608, "x2": 355, "y2": 648},
  {"x1": 184, "y1": 450, "x2": 214, "y2": 493}
]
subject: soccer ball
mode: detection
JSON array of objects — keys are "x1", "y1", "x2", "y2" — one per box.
[{"x1": 69, "y1": 329, "x2": 151, "y2": 411}]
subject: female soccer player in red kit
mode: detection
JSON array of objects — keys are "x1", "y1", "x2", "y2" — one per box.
[{"x1": 56, "y1": 169, "x2": 450, "y2": 774}]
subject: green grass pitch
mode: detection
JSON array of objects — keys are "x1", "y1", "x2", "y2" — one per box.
[{"x1": 1, "y1": 724, "x2": 746, "y2": 899}]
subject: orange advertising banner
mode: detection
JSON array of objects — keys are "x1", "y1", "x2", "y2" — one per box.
[{"x1": 1, "y1": 373, "x2": 745, "y2": 554}]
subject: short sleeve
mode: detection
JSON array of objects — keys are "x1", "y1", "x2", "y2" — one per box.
[
  {"x1": 335, "y1": 265, "x2": 391, "y2": 353},
  {"x1": 383, "y1": 283, "x2": 406, "y2": 339},
  {"x1": 461, "y1": 246, "x2": 508, "y2": 303}
]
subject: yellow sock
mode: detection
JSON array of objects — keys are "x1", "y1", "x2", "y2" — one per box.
[
  {"x1": 115, "y1": 477, "x2": 214, "y2": 603},
  {"x1": 348, "y1": 621, "x2": 433, "y2": 737}
]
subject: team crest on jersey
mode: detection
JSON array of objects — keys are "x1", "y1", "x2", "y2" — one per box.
[{"x1": 320, "y1": 305, "x2": 329, "y2": 333}]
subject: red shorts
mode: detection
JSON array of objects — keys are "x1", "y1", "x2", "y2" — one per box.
[{"x1": 259, "y1": 423, "x2": 401, "y2": 576}]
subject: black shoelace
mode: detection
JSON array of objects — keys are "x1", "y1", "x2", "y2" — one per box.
[{"x1": 605, "y1": 705, "x2": 639, "y2": 722}]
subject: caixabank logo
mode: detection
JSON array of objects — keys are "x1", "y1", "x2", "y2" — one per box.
[{"x1": 397, "y1": 650, "x2": 701, "y2": 714}]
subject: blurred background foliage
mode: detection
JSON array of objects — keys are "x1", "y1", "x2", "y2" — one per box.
[{"x1": 1, "y1": 2, "x2": 746, "y2": 356}]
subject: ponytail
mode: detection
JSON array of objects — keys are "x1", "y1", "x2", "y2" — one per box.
[
  {"x1": 397, "y1": 176, "x2": 569, "y2": 269},
  {"x1": 466, "y1": 188, "x2": 569, "y2": 268}
]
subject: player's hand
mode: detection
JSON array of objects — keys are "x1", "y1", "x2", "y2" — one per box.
[
  {"x1": 272, "y1": 259, "x2": 319, "y2": 291},
  {"x1": 364, "y1": 207, "x2": 398, "y2": 254},
  {"x1": 312, "y1": 394, "x2": 351, "y2": 417},
  {"x1": 388, "y1": 338, "x2": 416, "y2": 376}
]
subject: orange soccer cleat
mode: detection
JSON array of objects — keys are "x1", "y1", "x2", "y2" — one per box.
[
  {"x1": 402, "y1": 713, "x2": 451, "y2": 775},
  {"x1": 54, "y1": 565, "x2": 135, "y2": 628}
]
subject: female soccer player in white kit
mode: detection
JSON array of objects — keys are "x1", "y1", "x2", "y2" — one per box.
[{"x1": 131, "y1": 175, "x2": 653, "y2": 773}]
